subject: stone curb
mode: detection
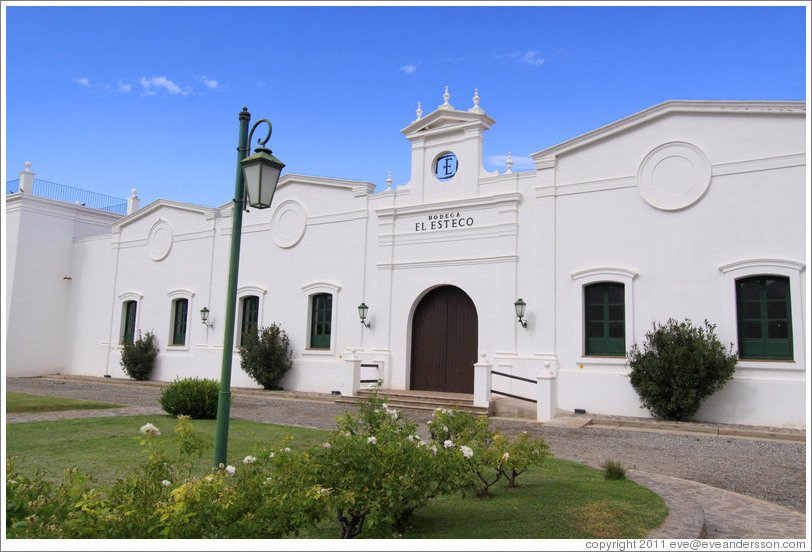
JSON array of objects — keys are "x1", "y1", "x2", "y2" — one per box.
[{"x1": 586, "y1": 418, "x2": 806, "y2": 443}]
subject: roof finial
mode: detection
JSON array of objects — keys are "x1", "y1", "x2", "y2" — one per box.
[
  {"x1": 439, "y1": 86, "x2": 453, "y2": 110},
  {"x1": 386, "y1": 171, "x2": 392, "y2": 190},
  {"x1": 415, "y1": 101, "x2": 423, "y2": 120},
  {"x1": 506, "y1": 152, "x2": 513, "y2": 174},
  {"x1": 469, "y1": 88, "x2": 484, "y2": 114}
]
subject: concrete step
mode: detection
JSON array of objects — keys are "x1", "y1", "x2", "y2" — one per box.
[{"x1": 336, "y1": 388, "x2": 489, "y2": 415}]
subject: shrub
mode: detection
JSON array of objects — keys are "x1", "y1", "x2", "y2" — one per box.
[
  {"x1": 239, "y1": 323, "x2": 293, "y2": 390},
  {"x1": 120, "y1": 330, "x2": 158, "y2": 381},
  {"x1": 601, "y1": 459, "x2": 627, "y2": 480},
  {"x1": 159, "y1": 377, "x2": 221, "y2": 419},
  {"x1": 628, "y1": 318, "x2": 738, "y2": 421},
  {"x1": 492, "y1": 431, "x2": 551, "y2": 488}
]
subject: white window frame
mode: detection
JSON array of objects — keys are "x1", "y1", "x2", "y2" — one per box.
[
  {"x1": 302, "y1": 281, "x2": 341, "y2": 356},
  {"x1": 167, "y1": 289, "x2": 195, "y2": 351},
  {"x1": 719, "y1": 258, "x2": 805, "y2": 371},
  {"x1": 117, "y1": 292, "x2": 143, "y2": 346},
  {"x1": 571, "y1": 267, "x2": 637, "y2": 366},
  {"x1": 235, "y1": 285, "x2": 268, "y2": 349}
]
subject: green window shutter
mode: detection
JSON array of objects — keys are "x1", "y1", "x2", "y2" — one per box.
[
  {"x1": 736, "y1": 276, "x2": 792, "y2": 360},
  {"x1": 310, "y1": 293, "x2": 332, "y2": 349},
  {"x1": 172, "y1": 298, "x2": 188, "y2": 346},
  {"x1": 240, "y1": 296, "x2": 260, "y2": 346},
  {"x1": 122, "y1": 300, "x2": 137, "y2": 344},
  {"x1": 584, "y1": 283, "x2": 625, "y2": 356}
]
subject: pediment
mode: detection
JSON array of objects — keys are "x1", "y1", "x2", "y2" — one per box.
[
  {"x1": 401, "y1": 108, "x2": 495, "y2": 138},
  {"x1": 112, "y1": 199, "x2": 218, "y2": 230}
]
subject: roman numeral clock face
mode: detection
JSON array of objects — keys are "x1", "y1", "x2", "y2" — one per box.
[{"x1": 434, "y1": 152, "x2": 458, "y2": 181}]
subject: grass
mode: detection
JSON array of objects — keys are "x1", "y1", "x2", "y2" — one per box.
[
  {"x1": 6, "y1": 408, "x2": 668, "y2": 539},
  {"x1": 6, "y1": 391, "x2": 124, "y2": 413}
]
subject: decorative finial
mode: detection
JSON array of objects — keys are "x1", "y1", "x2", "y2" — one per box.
[
  {"x1": 415, "y1": 101, "x2": 422, "y2": 120},
  {"x1": 473, "y1": 89, "x2": 480, "y2": 107},
  {"x1": 131, "y1": 188, "x2": 138, "y2": 197},
  {"x1": 386, "y1": 171, "x2": 392, "y2": 190},
  {"x1": 506, "y1": 152, "x2": 513, "y2": 173},
  {"x1": 439, "y1": 86, "x2": 453, "y2": 110},
  {"x1": 24, "y1": 161, "x2": 32, "y2": 170}
]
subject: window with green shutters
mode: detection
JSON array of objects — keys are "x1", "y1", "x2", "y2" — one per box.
[
  {"x1": 122, "y1": 300, "x2": 137, "y2": 344},
  {"x1": 584, "y1": 282, "x2": 625, "y2": 356},
  {"x1": 736, "y1": 276, "x2": 793, "y2": 360},
  {"x1": 310, "y1": 293, "x2": 332, "y2": 349},
  {"x1": 240, "y1": 295, "x2": 260, "y2": 346},
  {"x1": 172, "y1": 298, "x2": 188, "y2": 346}
]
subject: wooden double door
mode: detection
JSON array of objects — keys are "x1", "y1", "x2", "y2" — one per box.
[{"x1": 410, "y1": 285, "x2": 478, "y2": 394}]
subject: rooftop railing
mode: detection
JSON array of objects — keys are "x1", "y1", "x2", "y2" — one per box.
[{"x1": 6, "y1": 178, "x2": 127, "y2": 215}]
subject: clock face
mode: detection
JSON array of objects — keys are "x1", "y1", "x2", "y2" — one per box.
[{"x1": 434, "y1": 152, "x2": 458, "y2": 181}]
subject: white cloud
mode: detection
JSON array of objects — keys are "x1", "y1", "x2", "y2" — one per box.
[
  {"x1": 74, "y1": 77, "x2": 91, "y2": 87},
  {"x1": 201, "y1": 76, "x2": 219, "y2": 89},
  {"x1": 139, "y1": 76, "x2": 192, "y2": 96},
  {"x1": 117, "y1": 81, "x2": 132, "y2": 93},
  {"x1": 520, "y1": 50, "x2": 545, "y2": 66},
  {"x1": 487, "y1": 154, "x2": 535, "y2": 171},
  {"x1": 400, "y1": 63, "x2": 420, "y2": 75}
]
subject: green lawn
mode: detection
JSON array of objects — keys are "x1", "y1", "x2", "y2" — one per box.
[
  {"x1": 6, "y1": 412, "x2": 668, "y2": 539},
  {"x1": 6, "y1": 392, "x2": 124, "y2": 413}
]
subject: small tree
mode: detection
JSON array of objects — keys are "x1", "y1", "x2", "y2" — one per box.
[
  {"x1": 239, "y1": 323, "x2": 293, "y2": 390},
  {"x1": 627, "y1": 318, "x2": 738, "y2": 421},
  {"x1": 120, "y1": 330, "x2": 158, "y2": 381}
]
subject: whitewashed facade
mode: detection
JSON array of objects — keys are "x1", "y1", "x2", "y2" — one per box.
[{"x1": 5, "y1": 93, "x2": 807, "y2": 428}]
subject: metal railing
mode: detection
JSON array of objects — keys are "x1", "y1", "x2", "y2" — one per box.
[
  {"x1": 491, "y1": 370, "x2": 537, "y2": 404},
  {"x1": 6, "y1": 178, "x2": 127, "y2": 215}
]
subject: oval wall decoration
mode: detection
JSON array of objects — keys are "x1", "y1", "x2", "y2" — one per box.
[
  {"x1": 637, "y1": 142, "x2": 711, "y2": 211},
  {"x1": 147, "y1": 219, "x2": 174, "y2": 261},
  {"x1": 271, "y1": 200, "x2": 307, "y2": 248}
]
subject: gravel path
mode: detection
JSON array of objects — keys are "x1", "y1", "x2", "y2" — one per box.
[{"x1": 5, "y1": 376, "x2": 807, "y2": 514}]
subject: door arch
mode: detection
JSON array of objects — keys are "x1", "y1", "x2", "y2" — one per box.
[{"x1": 410, "y1": 285, "x2": 478, "y2": 393}]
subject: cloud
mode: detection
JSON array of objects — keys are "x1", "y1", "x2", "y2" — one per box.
[
  {"x1": 520, "y1": 50, "x2": 545, "y2": 66},
  {"x1": 139, "y1": 76, "x2": 192, "y2": 96},
  {"x1": 487, "y1": 154, "x2": 536, "y2": 171},
  {"x1": 74, "y1": 77, "x2": 91, "y2": 87},
  {"x1": 117, "y1": 81, "x2": 132, "y2": 93},
  {"x1": 400, "y1": 63, "x2": 420, "y2": 75},
  {"x1": 200, "y1": 76, "x2": 219, "y2": 89}
]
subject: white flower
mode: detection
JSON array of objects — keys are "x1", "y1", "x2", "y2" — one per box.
[
  {"x1": 139, "y1": 423, "x2": 161, "y2": 437},
  {"x1": 322, "y1": 442, "x2": 331, "y2": 448},
  {"x1": 430, "y1": 445, "x2": 438, "y2": 455},
  {"x1": 243, "y1": 455, "x2": 257, "y2": 464},
  {"x1": 443, "y1": 425, "x2": 449, "y2": 432},
  {"x1": 204, "y1": 475, "x2": 215, "y2": 482},
  {"x1": 161, "y1": 479, "x2": 171, "y2": 487},
  {"x1": 503, "y1": 452, "x2": 510, "y2": 460},
  {"x1": 461, "y1": 446, "x2": 474, "y2": 459},
  {"x1": 283, "y1": 447, "x2": 291, "y2": 453},
  {"x1": 225, "y1": 465, "x2": 236, "y2": 477},
  {"x1": 269, "y1": 452, "x2": 275, "y2": 458},
  {"x1": 318, "y1": 487, "x2": 330, "y2": 496},
  {"x1": 427, "y1": 420, "x2": 433, "y2": 425},
  {"x1": 367, "y1": 436, "x2": 377, "y2": 445},
  {"x1": 382, "y1": 403, "x2": 389, "y2": 410},
  {"x1": 443, "y1": 439, "x2": 454, "y2": 448}
]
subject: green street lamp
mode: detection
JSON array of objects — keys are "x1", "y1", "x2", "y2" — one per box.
[{"x1": 213, "y1": 107, "x2": 285, "y2": 467}]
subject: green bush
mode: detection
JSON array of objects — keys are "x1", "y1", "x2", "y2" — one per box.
[
  {"x1": 627, "y1": 318, "x2": 738, "y2": 421},
  {"x1": 120, "y1": 330, "x2": 158, "y2": 381},
  {"x1": 239, "y1": 323, "x2": 293, "y2": 390},
  {"x1": 159, "y1": 377, "x2": 221, "y2": 419},
  {"x1": 601, "y1": 459, "x2": 627, "y2": 480}
]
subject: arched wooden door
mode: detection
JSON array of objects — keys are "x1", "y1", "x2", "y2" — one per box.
[{"x1": 410, "y1": 285, "x2": 478, "y2": 394}]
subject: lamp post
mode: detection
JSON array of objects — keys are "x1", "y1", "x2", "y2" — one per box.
[{"x1": 213, "y1": 107, "x2": 285, "y2": 467}]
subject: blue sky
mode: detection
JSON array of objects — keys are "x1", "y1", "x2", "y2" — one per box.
[{"x1": 2, "y1": 2, "x2": 808, "y2": 209}]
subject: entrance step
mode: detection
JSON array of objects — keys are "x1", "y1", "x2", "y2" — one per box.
[
  {"x1": 335, "y1": 388, "x2": 489, "y2": 415},
  {"x1": 490, "y1": 396, "x2": 537, "y2": 420}
]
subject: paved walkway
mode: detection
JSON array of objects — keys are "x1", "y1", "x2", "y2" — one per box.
[{"x1": 5, "y1": 375, "x2": 809, "y2": 540}]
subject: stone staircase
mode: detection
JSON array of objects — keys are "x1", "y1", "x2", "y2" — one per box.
[{"x1": 334, "y1": 388, "x2": 489, "y2": 415}]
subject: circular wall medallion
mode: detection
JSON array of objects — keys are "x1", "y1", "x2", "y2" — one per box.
[
  {"x1": 434, "y1": 151, "x2": 458, "y2": 181},
  {"x1": 271, "y1": 200, "x2": 307, "y2": 248},
  {"x1": 147, "y1": 219, "x2": 173, "y2": 261},
  {"x1": 637, "y1": 142, "x2": 711, "y2": 211}
]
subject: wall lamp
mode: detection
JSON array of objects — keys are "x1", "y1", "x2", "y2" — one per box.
[
  {"x1": 358, "y1": 302, "x2": 371, "y2": 328},
  {"x1": 514, "y1": 298, "x2": 528, "y2": 328},
  {"x1": 200, "y1": 307, "x2": 214, "y2": 328}
]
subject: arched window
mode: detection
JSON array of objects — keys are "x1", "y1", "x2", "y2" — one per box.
[
  {"x1": 310, "y1": 293, "x2": 333, "y2": 350},
  {"x1": 584, "y1": 282, "x2": 625, "y2": 356},
  {"x1": 121, "y1": 300, "x2": 138, "y2": 344},
  {"x1": 240, "y1": 295, "x2": 260, "y2": 346},
  {"x1": 171, "y1": 298, "x2": 189, "y2": 346},
  {"x1": 736, "y1": 276, "x2": 793, "y2": 360}
]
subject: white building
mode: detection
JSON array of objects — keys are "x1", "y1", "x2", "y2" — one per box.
[{"x1": 5, "y1": 91, "x2": 807, "y2": 428}]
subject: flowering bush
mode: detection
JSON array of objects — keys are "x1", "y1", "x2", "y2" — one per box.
[{"x1": 491, "y1": 431, "x2": 551, "y2": 488}]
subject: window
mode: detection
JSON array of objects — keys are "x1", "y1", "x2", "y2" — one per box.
[
  {"x1": 171, "y1": 298, "x2": 189, "y2": 346},
  {"x1": 736, "y1": 276, "x2": 793, "y2": 360},
  {"x1": 240, "y1": 295, "x2": 260, "y2": 346},
  {"x1": 310, "y1": 293, "x2": 332, "y2": 349},
  {"x1": 122, "y1": 300, "x2": 138, "y2": 344},
  {"x1": 584, "y1": 282, "x2": 625, "y2": 356}
]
